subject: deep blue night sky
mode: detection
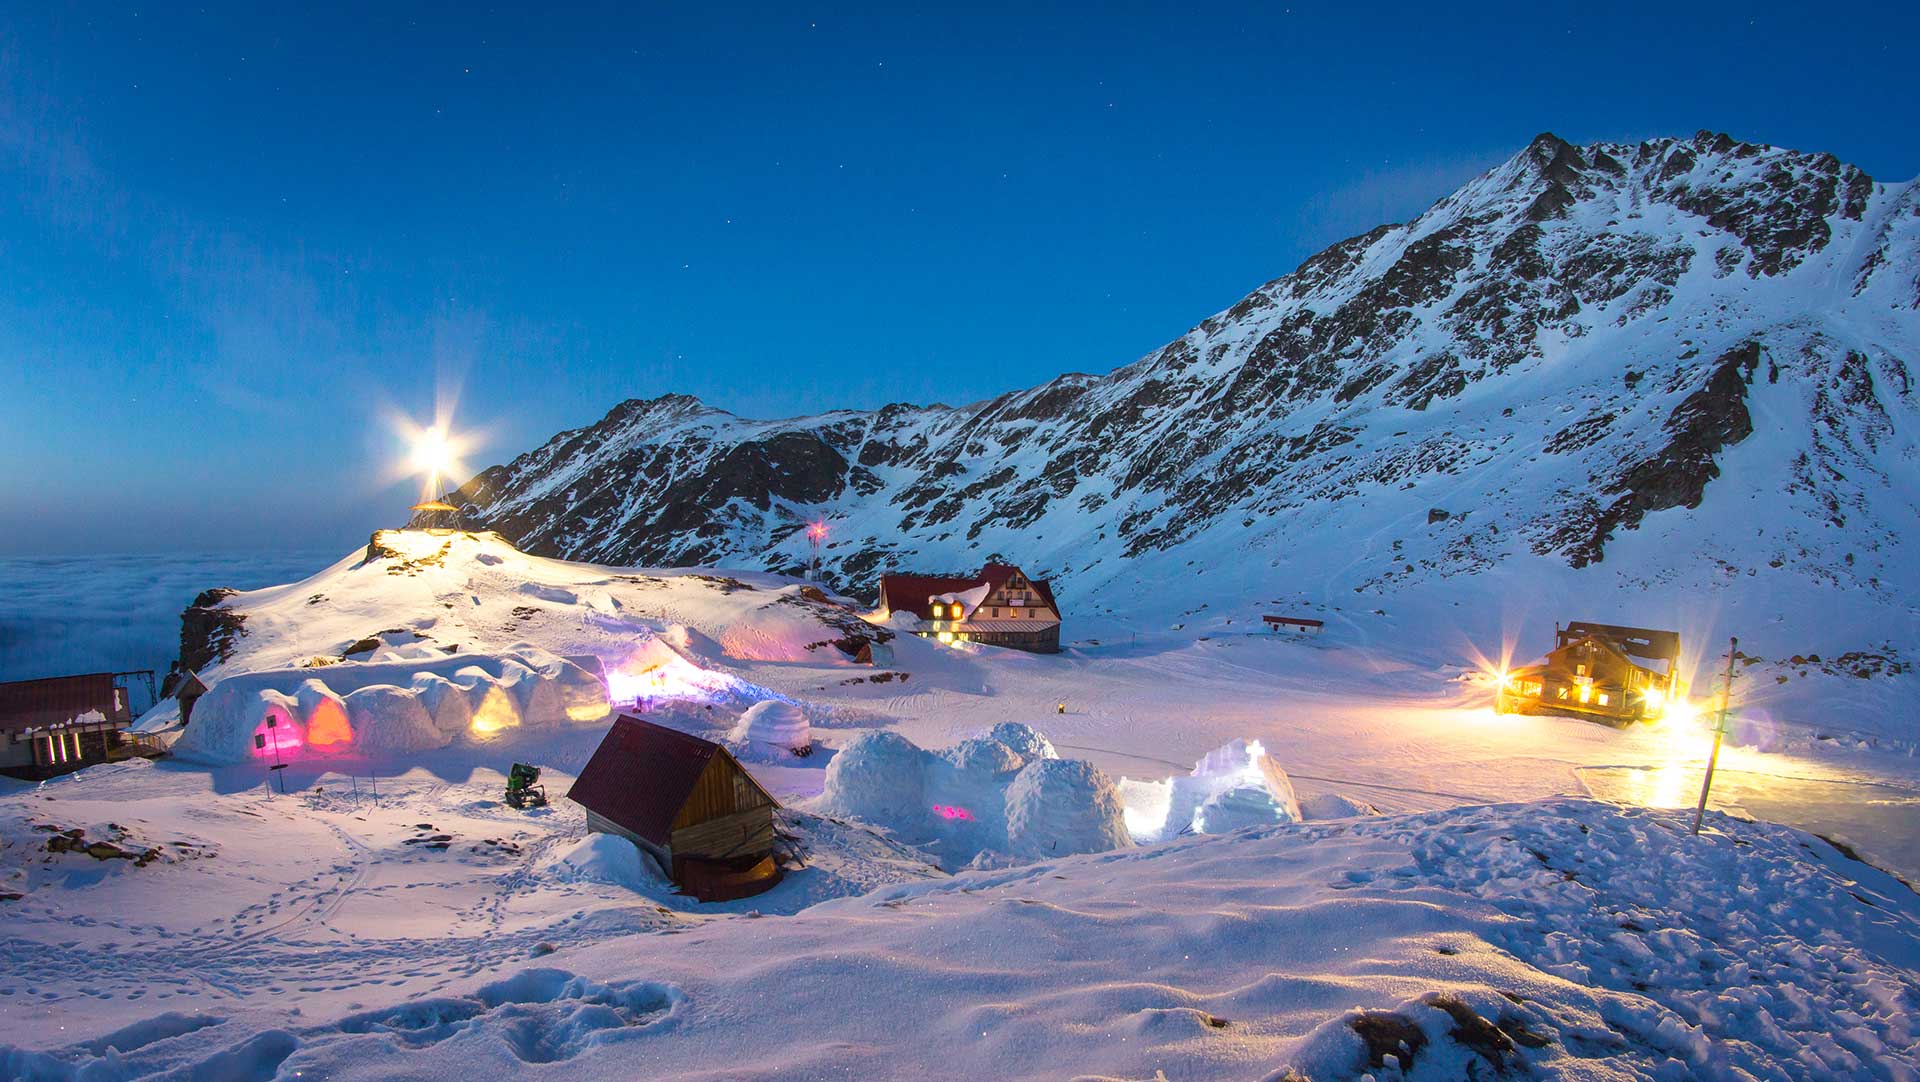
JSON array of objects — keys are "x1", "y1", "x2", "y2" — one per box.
[{"x1": 2, "y1": 2, "x2": 1915, "y2": 554}]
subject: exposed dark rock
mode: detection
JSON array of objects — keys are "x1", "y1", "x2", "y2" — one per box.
[
  {"x1": 178, "y1": 588, "x2": 245, "y2": 676},
  {"x1": 1569, "y1": 343, "x2": 1759, "y2": 566}
]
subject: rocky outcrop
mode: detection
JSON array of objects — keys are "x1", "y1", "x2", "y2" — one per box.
[
  {"x1": 171, "y1": 588, "x2": 245, "y2": 688},
  {"x1": 1568, "y1": 343, "x2": 1761, "y2": 566}
]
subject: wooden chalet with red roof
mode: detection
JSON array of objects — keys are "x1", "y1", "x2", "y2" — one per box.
[
  {"x1": 566, "y1": 715, "x2": 783, "y2": 901},
  {"x1": 877, "y1": 563, "x2": 1061, "y2": 654}
]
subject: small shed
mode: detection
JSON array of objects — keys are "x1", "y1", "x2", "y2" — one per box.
[
  {"x1": 0, "y1": 673, "x2": 139, "y2": 779},
  {"x1": 567, "y1": 715, "x2": 783, "y2": 901}
]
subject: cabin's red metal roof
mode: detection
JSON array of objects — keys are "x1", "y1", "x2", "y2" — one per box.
[
  {"x1": 0, "y1": 674, "x2": 130, "y2": 733},
  {"x1": 879, "y1": 563, "x2": 1057, "y2": 615},
  {"x1": 565, "y1": 715, "x2": 723, "y2": 847}
]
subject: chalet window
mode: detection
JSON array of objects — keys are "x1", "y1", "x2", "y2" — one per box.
[
  {"x1": 1555, "y1": 686, "x2": 1569, "y2": 700},
  {"x1": 1597, "y1": 693, "x2": 1610, "y2": 707},
  {"x1": 1575, "y1": 663, "x2": 1588, "y2": 676}
]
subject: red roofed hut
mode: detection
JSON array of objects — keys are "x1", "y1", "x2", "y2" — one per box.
[
  {"x1": 877, "y1": 563, "x2": 1061, "y2": 653},
  {"x1": 0, "y1": 673, "x2": 142, "y2": 779},
  {"x1": 566, "y1": 715, "x2": 783, "y2": 901}
]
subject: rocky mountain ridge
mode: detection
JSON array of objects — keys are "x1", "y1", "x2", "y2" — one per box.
[{"x1": 436, "y1": 131, "x2": 1920, "y2": 650}]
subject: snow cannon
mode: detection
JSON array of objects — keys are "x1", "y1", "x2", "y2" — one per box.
[
  {"x1": 1495, "y1": 622, "x2": 1683, "y2": 727},
  {"x1": 505, "y1": 762, "x2": 548, "y2": 808}
]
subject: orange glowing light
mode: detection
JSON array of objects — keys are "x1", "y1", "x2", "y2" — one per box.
[{"x1": 306, "y1": 699, "x2": 354, "y2": 747}]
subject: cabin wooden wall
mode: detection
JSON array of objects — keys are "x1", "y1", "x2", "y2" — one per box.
[
  {"x1": 672, "y1": 754, "x2": 775, "y2": 828},
  {"x1": 670, "y1": 807, "x2": 776, "y2": 862}
]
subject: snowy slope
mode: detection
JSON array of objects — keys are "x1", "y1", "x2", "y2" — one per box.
[
  {"x1": 155, "y1": 529, "x2": 898, "y2": 693},
  {"x1": 8, "y1": 795, "x2": 1918, "y2": 1081},
  {"x1": 443, "y1": 131, "x2": 1920, "y2": 661}
]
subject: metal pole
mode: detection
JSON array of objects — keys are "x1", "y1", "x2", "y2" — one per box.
[{"x1": 1691, "y1": 636, "x2": 1738, "y2": 835}]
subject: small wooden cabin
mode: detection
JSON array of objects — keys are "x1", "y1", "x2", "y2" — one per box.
[
  {"x1": 566, "y1": 715, "x2": 783, "y2": 901},
  {"x1": 877, "y1": 563, "x2": 1062, "y2": 654},
  {"x1": 0, "y1": 673, "x2": 139, "y2": 779},
  {"x1": 1497, "y1": 622, "x2": 1682, "y2": 726}
]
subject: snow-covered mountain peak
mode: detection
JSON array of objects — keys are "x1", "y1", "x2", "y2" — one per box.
[{"x1": 438, "y1": 131, "x2": 1919, "y2": 655}]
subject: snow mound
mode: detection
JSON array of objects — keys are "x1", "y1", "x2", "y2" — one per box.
[
  {"x1": 818, "y1": 731, "x2": 930, "y2": 826},
  {"x1": 729, "y1": 700, "x2": 811, "y2": 754},
  {"x1": 1119, "y1": 737, "x2": 1302, "y2": 843},
  {"x1": 984, "y1": 721, "x2": 1056, "y2": 764},
  {"x1": 817, "y1": 725, "x2": 1124, "y2": 867},
  {"x1": 1004, "y1": 758, "x2": 1131, "y2": 860},
  {"x1": 538, "y1": 833, "x2": 670, "y2": 894},
  {"x1": 169, "y1": 649, "x2": 611, "y2": 764}
]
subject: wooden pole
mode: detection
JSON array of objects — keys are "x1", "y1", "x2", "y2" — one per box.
[{"x1": 1691, "y1": 636, "x2": 1739, "y2": 835}]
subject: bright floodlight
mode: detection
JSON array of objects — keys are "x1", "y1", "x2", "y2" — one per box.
[
  {"x1": 406, "y1": 423, "x2": 467, "y2": 501},
  {"x1": 412, "y1": 426, "x2": 453, "y2": 480}
]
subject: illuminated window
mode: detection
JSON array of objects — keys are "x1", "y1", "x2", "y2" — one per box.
[
  {"x1": 1579, "y1": 685, "x2": 1593, "y2": 704},
  {"x1": 1597, "y1": 693, "x2": 1610, "y2": 706},
  {"x1": 1523, "y1": 681, "x2": 1542, "y2": 697},
  {"x1": 1575, "y1": 663, "x2": 1588, "y2": 677},
  {"x1": 1556, "y1": 686, "x2": 1569, "y2": 700}
]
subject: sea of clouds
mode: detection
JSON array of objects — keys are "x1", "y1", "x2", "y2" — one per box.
[{"x1": 0, "y1": 551, "x2": 336, "y2": 692}]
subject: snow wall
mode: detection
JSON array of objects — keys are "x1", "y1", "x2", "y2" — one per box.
[
  {"x1": 816, "y1": 723, "x2": 1127, "y2": 867},
  {"x1": 1117, "y1": 738, "x2": 1305, "y2": 843},
  {"x1": 171, "y1": 648, "x2": 611, "y2": 765}
]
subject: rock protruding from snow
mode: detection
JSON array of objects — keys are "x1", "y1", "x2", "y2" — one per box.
[
  {"x1": 730, "y1": 700, "x2": 811, "y2": 755},
  {"x1": 817, "y1": 724, "x2": 1122, "y2": 868},
  {"x1": 1004, "y1": 759, "x2": 1131, "y2": 860}
]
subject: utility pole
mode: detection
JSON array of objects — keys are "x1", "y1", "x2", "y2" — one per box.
[{"x1": 1691, "y1": 636, "x2": 1739, "y2": 835}]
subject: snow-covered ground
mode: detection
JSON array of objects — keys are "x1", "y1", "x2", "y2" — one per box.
[
  {"x1": 7, "y1": 782, "x2": 1916, "y2": 1080},
  {"x1": 5, "y1": 535, "x2": 1918, "y2": 1079}
]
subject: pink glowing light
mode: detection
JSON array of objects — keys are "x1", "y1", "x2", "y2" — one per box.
[
  {"x1": 932, "y1": 804, "x2": 975, "y2": 822},
  {"x1": 807, "y1": 521, "x2": 829, "y2": 542},
  {"x1": 252, "y1": 710, "x2": 304, "y2": 757}
]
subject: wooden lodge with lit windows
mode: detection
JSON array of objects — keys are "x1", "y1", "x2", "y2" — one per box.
[
  {"x1": 877, "y1": 563, "x2": 1061, "y2": 654},
  {"x1": 0, "y1": 673, "x2": 157, "y2": 779},
  {"x1": 1495, "y1": 622, "x2": 1682, "y2": 726}
]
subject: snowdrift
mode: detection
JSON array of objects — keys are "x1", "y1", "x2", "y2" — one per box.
[
  {"x1": 169, "y1": 648, "x2": 611, "y2": 765},
  {"x1": 728, "y1": 699, "x2": 811, "y2": 756},
  {"x1": 15, "y1": 799, "x2": 1920, "y2": 1080},
  {"x1": 816, "y1": 724, "x2": 1127, "y2": 866}
]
